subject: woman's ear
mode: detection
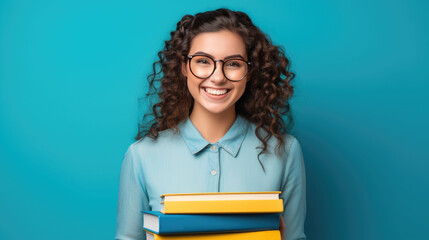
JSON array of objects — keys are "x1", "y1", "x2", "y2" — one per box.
[{"x1": 181, "y1": 57, "x2": 188, "y2": 77}]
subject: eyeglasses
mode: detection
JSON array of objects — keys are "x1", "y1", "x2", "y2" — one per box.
[{"x1": 187, "y1": 54, "x2": 251, "y2": 82}]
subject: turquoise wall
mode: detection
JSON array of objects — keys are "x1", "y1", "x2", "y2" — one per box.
[{"x1": 1, "y1": 0, "x2": 428, "y2": 239}]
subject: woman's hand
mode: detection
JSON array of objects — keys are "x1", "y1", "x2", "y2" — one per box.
[{"x1": 280, "y1": 215, "x2": 285, "y2": 240}]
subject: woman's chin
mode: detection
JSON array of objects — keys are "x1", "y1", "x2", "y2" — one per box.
[
  {"x1": 198, "y1": 101, "x2": 235, "y2": 116},
  {"x1": 204, "y1": 106, "x2": 232, "y2": 115}
]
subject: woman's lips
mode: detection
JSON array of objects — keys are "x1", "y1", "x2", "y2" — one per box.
[
  {"x1": 201, "y1": 87, "x2": 231, "y2": 100},
  {"x1": 203, "y1": 87, "x2": 230, "y2": 95}
]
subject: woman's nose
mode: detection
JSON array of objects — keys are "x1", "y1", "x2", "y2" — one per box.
[{"x1": 210, "y1": 61, "x2": 227, "y2": 83}]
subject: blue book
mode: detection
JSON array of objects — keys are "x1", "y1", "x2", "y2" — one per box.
[{"x1": 141, "y1": 211, "x2": 280, "y2": 235}]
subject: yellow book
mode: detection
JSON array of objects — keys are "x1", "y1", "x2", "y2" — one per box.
[
  {"x1": 145, "y1": 230, "x2": 281, "y2": 240},
  {"x1": 160, "y1": 191, "x2": 283, "y2": 214},
  {"x1": 161, "y1": 191, "x2": 281, "y2": 201}
]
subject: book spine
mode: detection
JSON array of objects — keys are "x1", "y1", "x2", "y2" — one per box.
[
  {"x1": 148, "y1": 230, "x2": 281, "y2": 240},
  {"x1": 158, "y1": 213, "x2": 280, "y2": 234},
  {"x1": 162, "y1": 199, "x2": 283, "y2": 214}
]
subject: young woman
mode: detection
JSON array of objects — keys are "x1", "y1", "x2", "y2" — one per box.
[{"x1": 116, "y1": 8, "x2": 306, "y2": 240}]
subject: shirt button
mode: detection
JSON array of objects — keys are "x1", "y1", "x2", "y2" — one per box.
[
  {"x1": 211, "y1": 170, "x2": 217, "y2": 175},
  {"x1": 210, "y1": 145, "x2": 216, "y2": 151}
]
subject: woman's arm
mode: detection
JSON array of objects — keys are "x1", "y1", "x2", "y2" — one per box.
[
  {"x1": 115, "y1": 144, "x2": 150, "y2": 240},
  {"x1": 279, "y1": 137, "x2": 307, "y2": 240}
]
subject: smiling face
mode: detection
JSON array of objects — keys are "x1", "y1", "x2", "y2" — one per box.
[{"x1": 182, "y1": 30, "x2": 248, "y2": 116}]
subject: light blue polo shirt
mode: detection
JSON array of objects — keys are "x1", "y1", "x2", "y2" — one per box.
[{"x1": 115, "y1": 114, "x2": 306, "y2": 240}]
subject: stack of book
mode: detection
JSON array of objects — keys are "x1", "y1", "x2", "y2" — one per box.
[{"x1": 142, "y1": 191, "x2": 283, "y2": 240}]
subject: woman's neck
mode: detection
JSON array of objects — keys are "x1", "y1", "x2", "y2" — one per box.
[{"x1": 189, "y1": 104, "x2": 237, "y2": 143}]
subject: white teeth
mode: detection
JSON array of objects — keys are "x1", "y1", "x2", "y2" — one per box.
[{"x1": 204, "y1": 87, "x2": 228, "y2": 95}]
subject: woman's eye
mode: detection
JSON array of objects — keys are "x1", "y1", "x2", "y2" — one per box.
[
  {"x1": 226, "y1": 61, "x2": 242, "y2": 68},
  {"x1": 195, "y1": 58, "x2": 211, "y2": 64}
]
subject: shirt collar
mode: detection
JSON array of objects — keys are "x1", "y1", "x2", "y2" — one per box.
[{"x1": 178, "y1": 114, "x2": 250, "y2": 157}]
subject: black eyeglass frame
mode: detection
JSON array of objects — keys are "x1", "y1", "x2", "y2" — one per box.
[{"x1": 187, "y1": 54, "x2": 251, "y2": 82}]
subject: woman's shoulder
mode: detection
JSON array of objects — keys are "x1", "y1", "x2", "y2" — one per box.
[
  {"x1": 128, "y1": 128, "x2": 182, "y2": 153},
  {"x1": 245, "y1": 120, "x2": 300, "y2": 151},
  {"x1": 284, "y1": 134, "x2": 300, "y2": 152}
]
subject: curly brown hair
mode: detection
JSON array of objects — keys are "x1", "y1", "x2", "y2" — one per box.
[{"x1": 136, "y1": 8, "x2": 295, "y2": 170}]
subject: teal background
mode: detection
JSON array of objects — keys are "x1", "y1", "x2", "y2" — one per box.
[{"x1": 0, "y1": 0, "x2": 428, "y2": 239}]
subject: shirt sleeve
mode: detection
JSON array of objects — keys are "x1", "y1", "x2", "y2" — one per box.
[
  {"x1": 115, "y1": 143, "x2": 150, "y2": 240},
  {"x1": 280, "y1": 137, "x2": 307, "y2": 240}
]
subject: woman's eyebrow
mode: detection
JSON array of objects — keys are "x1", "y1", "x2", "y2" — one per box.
[
  {"x1": 224, "y1": 54, "x2": 245, "y2": 60},
  {"x1": 193, "y1": 51, "x2": 246, "y2": 60}
]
